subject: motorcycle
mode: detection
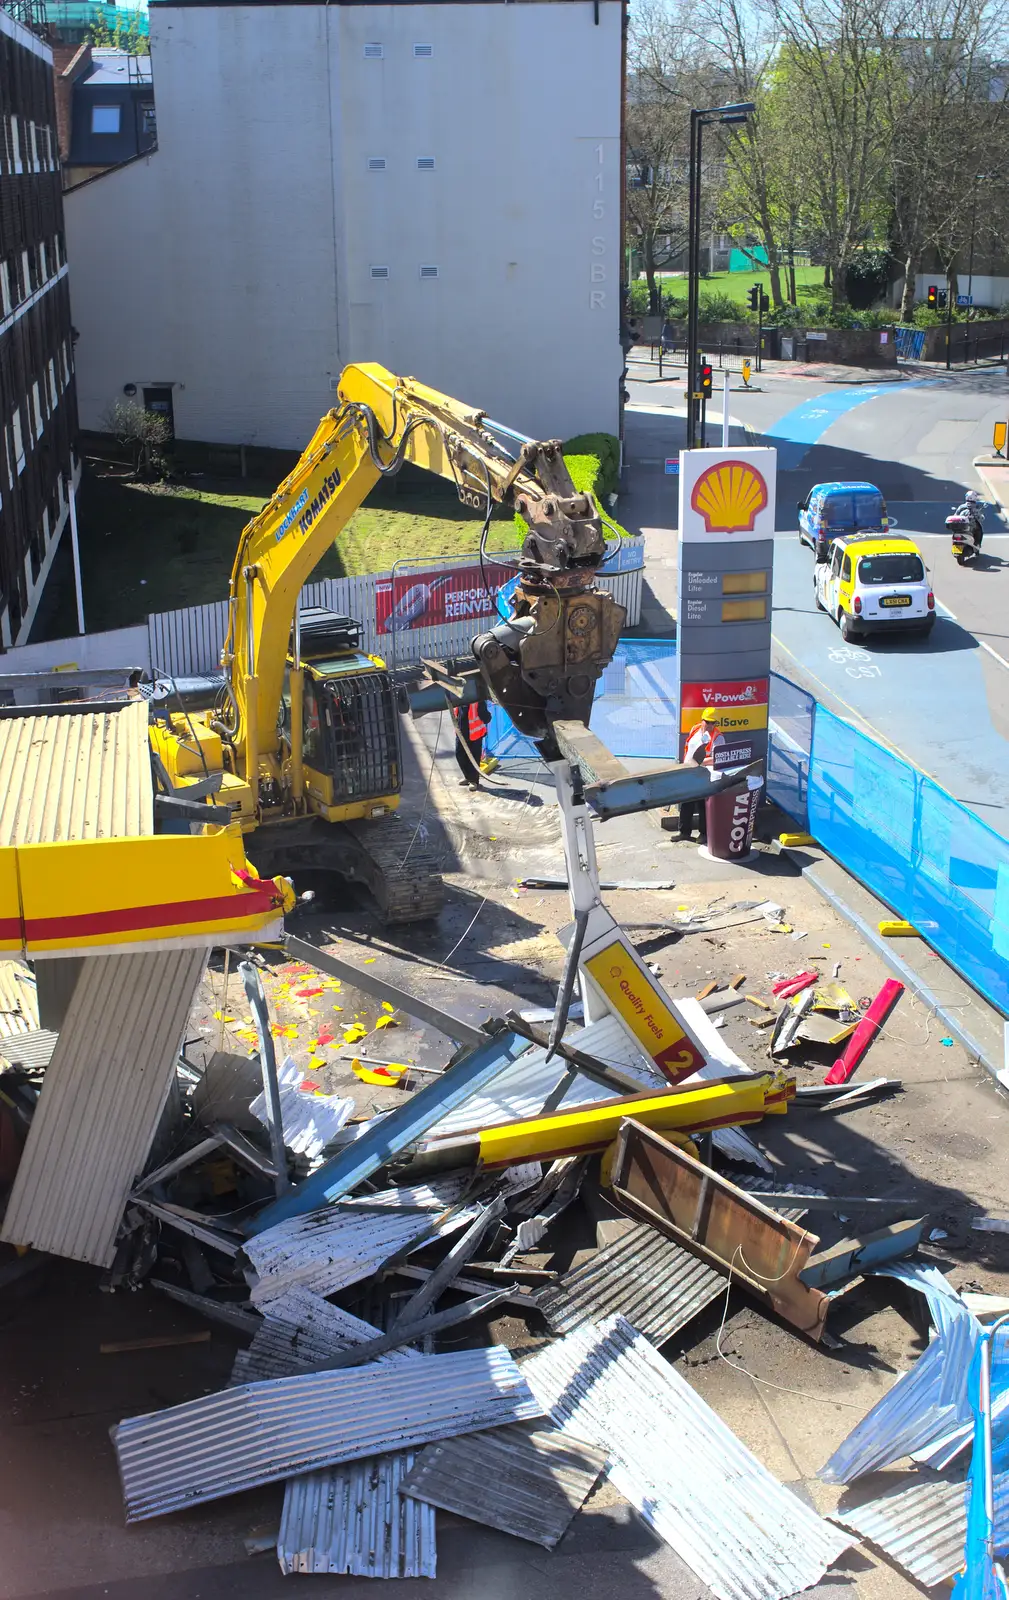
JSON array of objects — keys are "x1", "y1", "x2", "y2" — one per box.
[{"x1": 946, "y1": 495, "x2": 985, "y2": 565}]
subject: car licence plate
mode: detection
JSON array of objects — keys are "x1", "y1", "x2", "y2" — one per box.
[{"x1": 880, "y1": 595, "x2": 912, "y2": 608}]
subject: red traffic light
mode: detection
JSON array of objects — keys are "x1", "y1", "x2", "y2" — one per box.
[
  {"x1": 927, "y1": 284, "x2": 938, "y2": 308},
  {"x1": 700, "y1": 363, "x2": 713, "y2": 396}
]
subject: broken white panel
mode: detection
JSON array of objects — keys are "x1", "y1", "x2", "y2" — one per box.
[
  {"x1": 249, "y1": 1056, "x2": 353, "y2": 1160},
  {"x1": 424, "y1": 1013, "x2": 664, "y2": 1144},
  {"x1": 2, "y1": 950, "x2": 206, "y2": 1267},
  {"x1": 522, "y1": 1315, "x2": 852, "y2": 1600},
  {"x1": 675, "y1": 997, "x2": 773, "y2": 1172}
]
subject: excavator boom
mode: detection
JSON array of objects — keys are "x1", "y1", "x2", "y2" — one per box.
[{"x1": 216, "y1": 362, "x2": 625, "y2": 804}]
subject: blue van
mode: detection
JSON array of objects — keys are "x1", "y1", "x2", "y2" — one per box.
[{"x1": 798, "y1": 481, "x2": 890, "y2": 556}]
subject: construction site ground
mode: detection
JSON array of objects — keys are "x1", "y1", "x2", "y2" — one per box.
[{"x1": 1, "y1": 717, "x2": 1007, "y2": 1599}]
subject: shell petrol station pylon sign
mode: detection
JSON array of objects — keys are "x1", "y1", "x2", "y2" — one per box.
[{"x1": 675, "y1": 447, "x2": 777, "y2": 771}]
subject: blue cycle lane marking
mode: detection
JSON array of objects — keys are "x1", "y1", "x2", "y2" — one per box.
[
  {"x1": 763, "y1": 384, "x2": 1009, "y2": 834},
  {"x1": 761, "y1": 380, "x2": 941, "y2": 469}
]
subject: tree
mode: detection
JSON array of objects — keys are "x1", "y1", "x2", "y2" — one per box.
[
  {"x1": 88, "y1": 9, "x2": 148, "y2": 55},
  {"x1": 625, "y1": 81, "x2": 689, "y2": 313},
  {"x1": 766, "y1": 0, "x2": 894, "y2": 304},
  {"x1": 103, "y1": 400, "x2": 171, "y2": 479}
]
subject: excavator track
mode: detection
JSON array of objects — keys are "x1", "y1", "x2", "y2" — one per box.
[
  {"x1": 342, "y1": 817, "x2": 445, "y2": 925},
  {"x1": 251, "y1": 815, "x2": 444, "y2": 925}
]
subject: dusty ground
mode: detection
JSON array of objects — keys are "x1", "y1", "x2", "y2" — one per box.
[{"x1": 0, "y1": 718, "x2": 1006, "y2": 1599}]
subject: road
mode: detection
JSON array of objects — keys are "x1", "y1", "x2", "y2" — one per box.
[{"x1": 623, "y1": 358, "x2": 1009, "y2": 835}]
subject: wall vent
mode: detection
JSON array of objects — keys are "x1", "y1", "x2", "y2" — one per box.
[
  {"x1": 368, "y1": 157, "x2": 387, "y2": 170},
  {"x1": 413, "y1": 42, "x2": 433, "y2": 56},
  {"x1": 363, "y1": 42, "x2": 383, "y2": 57},
  {"x1": 370, "y1": 265, "x2": 390, "y2": 279},
  {"x1": 419, "y1": 265, "x2": 439, "y2": 279},
  {"x1": 416, "y1": 156, "x2": 436, "y2": 170}
]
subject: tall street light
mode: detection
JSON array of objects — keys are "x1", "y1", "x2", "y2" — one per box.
[{"x1": 686, "y1": 102, "x2": 755, "y2": 449}]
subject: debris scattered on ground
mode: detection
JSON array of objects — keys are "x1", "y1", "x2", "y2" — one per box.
[{"x1": 0, "y1": 879, "x2": 977, "y2": 1593}]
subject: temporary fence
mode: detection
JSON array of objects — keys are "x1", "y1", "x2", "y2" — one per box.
[
  {"x1": 808, "y1": 705, "x2": 1009, "y2": 1015},
  {"x1": 766, "y1": 673, "x2": 814, "y2": 828},
  {"x1": 487, "y1": 638, "x2": 679, "y2": 763},
  {"x1": 146, "y1": 542, "x2": 644, "y2": 681},
  {"x1": 894, "y1": 326, "x2": 926, "y2": 362}
]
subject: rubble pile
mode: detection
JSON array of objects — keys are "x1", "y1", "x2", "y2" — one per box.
[{"x1": 0, "y1": 926, "x2": 1002, "y2": 1597}]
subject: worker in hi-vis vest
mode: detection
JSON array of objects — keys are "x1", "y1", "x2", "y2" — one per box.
[
  {"x1": 678, "y1": 706, "x2": 725, "y2": 839},
  {"x1": 454, "y1": 699, "x2": 490, "y2": 789}
]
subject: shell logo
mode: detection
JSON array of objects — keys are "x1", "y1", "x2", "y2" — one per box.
[{"x1": 690, "y1": 459, "x2": 768, "y2": 534}]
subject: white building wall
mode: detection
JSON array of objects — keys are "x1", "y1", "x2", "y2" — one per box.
[{"x1": 66, "y1": 1, "x2": 622, "y2": 450}]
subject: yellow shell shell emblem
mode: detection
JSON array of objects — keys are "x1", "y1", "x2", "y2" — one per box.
[{"x1": 690, "y1": 460, "x2": 768, "y2": 534}]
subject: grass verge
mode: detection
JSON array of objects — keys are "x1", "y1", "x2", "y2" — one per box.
[{"x1": 75, "y1": 469, "x2": 520, "y2": 630}]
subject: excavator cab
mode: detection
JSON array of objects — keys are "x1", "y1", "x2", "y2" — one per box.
[{"x1": 281, "y1": 609, "x2": 401, "y2": 819}]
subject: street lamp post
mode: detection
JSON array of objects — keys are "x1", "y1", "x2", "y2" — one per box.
[{"x1": 686, "y1": 102, "x2": 754, "y2": 450}]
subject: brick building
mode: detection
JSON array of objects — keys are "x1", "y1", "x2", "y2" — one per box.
[{"x1": 0, "y1": 5, "x2": 79, "y2": 646}]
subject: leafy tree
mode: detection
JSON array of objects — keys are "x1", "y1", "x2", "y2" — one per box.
[
  {"x1": 88, "y1": 9, "x2": 148, "y2": 55},
  {"x1": 103, "y1": 400, "x2": 171, "y2": 479}
]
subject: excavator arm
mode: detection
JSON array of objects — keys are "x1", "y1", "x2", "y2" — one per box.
[{"x1": 215, "y1": 362, "x2": 625, "y2": 811}]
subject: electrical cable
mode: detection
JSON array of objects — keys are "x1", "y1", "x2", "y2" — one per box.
[{"x1": 714, "y1": 1246, "x2": 864, "y2": 1410}]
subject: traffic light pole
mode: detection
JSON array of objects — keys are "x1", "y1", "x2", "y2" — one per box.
[
  {"x1": 946, "y1": 271, "x2": 954, "y2": 371},
  {"x1": 686, "y1": 111, "x2": 701, "y2": 449}
]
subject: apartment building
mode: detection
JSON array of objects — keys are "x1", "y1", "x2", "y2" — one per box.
[{"x1": 0, "y1": 5, "x2": 79, "y2": 645}]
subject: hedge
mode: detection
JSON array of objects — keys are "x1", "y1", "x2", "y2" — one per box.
[{"x1": 513, "y1": 432, "x2": 629, "y2": 545}]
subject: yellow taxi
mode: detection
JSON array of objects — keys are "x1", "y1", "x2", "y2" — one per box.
[{"x1": 813, "y1": 532, "x2": 935, "y2": 643}]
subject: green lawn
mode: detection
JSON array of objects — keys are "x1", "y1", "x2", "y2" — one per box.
[
  {"x1": 75, "y1": 470, "x2": 519, "y2": 631},
  {"x1": 650, "y1": 263, "x2": 828, "y2": 307}
]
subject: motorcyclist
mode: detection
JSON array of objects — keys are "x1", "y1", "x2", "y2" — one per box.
[{"x1": 952, "y1": 489, "x2": 985, "y2": 551}]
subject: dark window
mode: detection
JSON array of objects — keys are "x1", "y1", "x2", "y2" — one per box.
[
  {"x1": 841, "y1": 554, "x2": 852, "y2": 582},
  {"x1": 140, "y1": 102, "x2": 156, "y2": 139},
  {"x1": 143, "y1": 386, "x2": 174, "y2": 437},
  {"x1": 824, "y1": 492, "x2": 884, "y2": 529},
  {"x1": 858, "y1": 553, "x2": 925, "y2": 585}
]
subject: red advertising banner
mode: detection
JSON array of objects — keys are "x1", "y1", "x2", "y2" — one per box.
[{"x1": 375, "y1": 565, "x2": 509, "y2": 635}]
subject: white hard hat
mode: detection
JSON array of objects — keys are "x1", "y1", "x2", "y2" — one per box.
[{"x1": 966, "y1": 489, "x2": 983, "y2": 503}]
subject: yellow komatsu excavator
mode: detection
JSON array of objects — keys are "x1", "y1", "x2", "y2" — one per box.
[{"x1": 148, "y1": 362, "x2": 626, "y2": 922}]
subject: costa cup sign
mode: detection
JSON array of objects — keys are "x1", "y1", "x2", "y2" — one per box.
[{"x1": 679, "y1": 447, "x2": 777, "y2": 543}]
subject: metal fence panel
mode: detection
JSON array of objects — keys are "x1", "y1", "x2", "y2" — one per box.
[
  {"x1": 767, "y1": 673, "x2": 814, "y2": 827},
  {"x1": 148, "y1": 599, "x2": 229, "y2": 677},
  {"x1": 808, "y1": 705, "x2": 1009, "y2": 1014},
  {"x1": 895, "y1": 327, "x2": 926, "y2": 361},
  {"x1": 147, "y1": 544, "x2": 643, "y2": 679}
]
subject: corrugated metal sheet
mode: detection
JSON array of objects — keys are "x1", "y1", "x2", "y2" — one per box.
[
  {"x1": 521, "y1": 1314, "x2": 853, "y2": 1600},
  {"x1": 231, "y1": 1286, "x2": 418, "y2": 1384},
  {"x1": 1, "y1": 950, "x2": 205, "y2": 1266},
  {"x1": 248, "y1": 1058, "x2": 353, "y2": 1160},
  {"x1": 400, "y1": 1423, "x2": 607, "y2": 1548},
  {"x1": 243, "y1": 1176, "x2": 480, "y2": 1307},
  {"x1": 242, "y1": 1283, "x2": 434, "y2": 1576},
  {"x1": 820, "y1": 1293, "x2": 980, "y2": 1485},
  {"x1": 113, "y1": 1344, "x2": 544, "y2": 1522},
  {"x1": 279, "y1": 1452, "x2": 436, "y2": 1577},
  {"x1": 0, "y1": 699, "x2": 153, "y2": 843},
  {"x1": 425, "y1": 1014, "x2": 664, "y2": 1144},
  {"x1": 0, "y1": 1027, "x2": 57, "y2": 1070},
  {"x1": 0, "y1": 961, "x2": 37, "y2": 1036},
  {"x1": 537, "y1": 1222, "x2": 724, "y2": 1345},
  {"x1": 832, "y1": 1470, "x2": 972, "y2": 1586}
]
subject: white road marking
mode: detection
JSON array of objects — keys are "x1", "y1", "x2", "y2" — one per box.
[{"x1": 980, "y1": 639, "x2": 1009, "y2": 673}]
